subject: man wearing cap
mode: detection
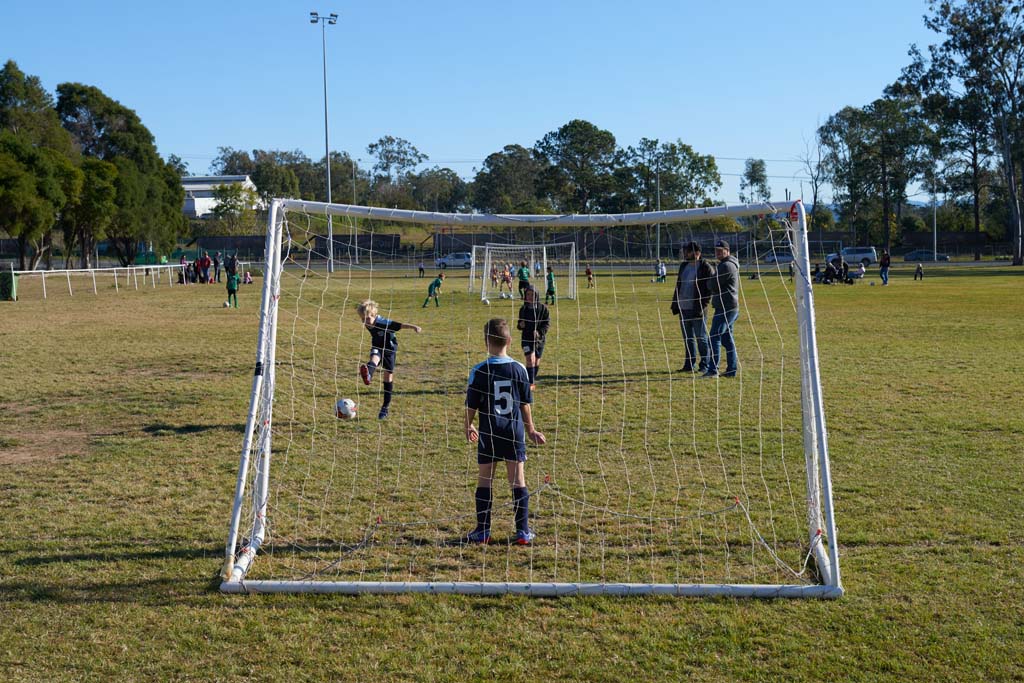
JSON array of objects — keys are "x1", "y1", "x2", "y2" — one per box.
[
  {"x1": 671, "y1": 241, "x2": 715, "y2": 373},
  {"x1": 705, "y1": 240, "x2": 741, "y2": 378}
]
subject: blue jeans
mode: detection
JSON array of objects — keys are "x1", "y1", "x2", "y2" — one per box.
[
  {"x1": 880, "y1": 266, "x2": 889, "y2": 285},
  {"x1": 707, "y1": 308, "x2": 739, "y2": 374},
  {"x1": 680, "y1": 313, "x2": 708, "y2": 370}
]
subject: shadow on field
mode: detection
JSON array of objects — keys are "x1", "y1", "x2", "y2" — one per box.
[
  {"x1": 143, "y1": 422, "x2": 246, "y2": 436},
  {"x1": 15, "y1": 543, "x2": 220, "y2": 567}
]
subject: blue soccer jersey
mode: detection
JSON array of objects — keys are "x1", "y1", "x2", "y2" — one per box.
[
  {"x1": 466, "y1": 356, "x2": 533, "y2": 461},
  {"x1": 366, "y1": 316, "x2": 401, "y2": 351}
]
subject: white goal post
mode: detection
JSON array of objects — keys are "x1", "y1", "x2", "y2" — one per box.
[
  {"x1": 222, "y1": 199, "x2": 841, "y2": 598},
  {"x1": 468, "y1": 242, "x2": 577, "y2": 300}
]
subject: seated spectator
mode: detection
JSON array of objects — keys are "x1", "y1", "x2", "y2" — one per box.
[{"x1": 243, "y1": 271, "x2": 253, "y2": 284}]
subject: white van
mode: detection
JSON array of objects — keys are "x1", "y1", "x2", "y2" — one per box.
[{"x1": 825, "y1": 246, "x2": 878, "y2": 266}]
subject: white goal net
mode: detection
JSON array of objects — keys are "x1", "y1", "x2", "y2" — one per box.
[
  {"x1": 222, "y1": 200, "x2": 841, "y2": 598},
  {"x1": 469, "y1": 242, "x2": 577, "y2": 301}
]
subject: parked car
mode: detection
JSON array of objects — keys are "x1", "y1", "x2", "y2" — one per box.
[
  {"x1": 763, "y1": 249, "x2": 794, "y2": 264},
  {"x1": 824, "y1": 246, "x2": 878, "y2": 266},
  {"x1": 902, "y1": 249, "x2": 950, "y2": 262},
  {"x1": 435, "y1": 252, "x2": 473, "y2": 269}
]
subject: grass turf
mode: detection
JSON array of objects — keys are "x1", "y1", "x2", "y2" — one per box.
[{"x1": 0, "y1": 263, "x2": 1022, "y2": 682}]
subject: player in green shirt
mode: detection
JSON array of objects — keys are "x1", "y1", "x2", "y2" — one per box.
[
  {"x1": 422, "y1": 272, "x2": 445, "y2": 307},
  {"x1": 516, "y1": 261, "x2": 531, "y2": 299},
  {"x1": 226, "y1": 272, "x2": 241, "y2": 308},
  {"x1": 544, "y1": 266, "x2": 556, "y2": 304}
]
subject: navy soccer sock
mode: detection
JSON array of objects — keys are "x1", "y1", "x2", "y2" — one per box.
[
  {"x1": 527, "y1": 366, "x2": 537, "y2": 384},
  {"x1": 512, "y1": 486, "x2": 530, "y2": 533},
  {"x1": 382, "y1": 381, "x2": 393, "y2": 408},
  {"x1": 366, "y1": 359, "x2": 378, "y2": 379},
  {"x1": 474, "y1": 487, "x2": 492, "y2": 532}
]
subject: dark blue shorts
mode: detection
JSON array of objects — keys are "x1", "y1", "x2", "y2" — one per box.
[
  {"x1": 370, "y1": 347, "x2": 396, "y2": 372},
  {"x1": 478, "y1": 448, "x2": 528, "y2": 465},
  {"x1": 521, "y1": 338, "x2": 545, "y2": 359}
]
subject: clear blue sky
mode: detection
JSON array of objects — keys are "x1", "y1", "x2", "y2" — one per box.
[{"x1": 1, "y1": 0, "x2": 938, "y2": 203}]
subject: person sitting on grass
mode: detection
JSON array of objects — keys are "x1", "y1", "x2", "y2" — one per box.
[
  {"x1": 463, "y1": 318, "x2": 546, "y2": 545},
  {"x1": 357, "y1": 300, "x2": 422, "y2": 420},
  {"x1": 423, "y1": 272, "x2": 445, "y2": 307}
]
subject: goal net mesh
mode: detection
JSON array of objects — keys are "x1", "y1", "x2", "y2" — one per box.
[{"x1": 223, "y1": 202, "x2": 839, "y2": 596}]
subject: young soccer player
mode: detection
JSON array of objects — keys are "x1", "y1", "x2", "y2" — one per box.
[
  {"x1": 516, "y1": 260, "x2": 531, "y2": 299},
  {"x1": 226, "y1": 270, "x2": 241, "y2": 308},
  {"x1": 357, "y1": 300, "x2": 422, "y2": 419},
  {"x1": 422, "y1": 272, "x2": 445, "y2": 307},
  {"x1": 500, "y1": 266, "x2": 513, "y2": 296},
  {"x1": 516, "y1": 287, "x2": 550, "y2": 388},
  {"x1": 544, "y1": 266, "x2": 556, "y2": 305},
  {"x1": 464, "y1": 318, "x2": 546, "y2": 545},
  {"x1": 585, "y1": 264, "x2": 594, "y2": 288}
]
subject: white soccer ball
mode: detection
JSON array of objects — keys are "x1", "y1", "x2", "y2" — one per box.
[
  {"x1": 483, "y1": 298, "x2": 491, "y2": 305},
  {"x1": 223, "y1": 301, "x2": 230, "y2": 308},
  {"x1": 336, "y1": 398, "x2": 357, "y2": 419}
]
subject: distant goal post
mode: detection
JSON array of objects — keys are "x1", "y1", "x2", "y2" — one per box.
[
  {"x1": 222, "y1": 198, "x2": 842, "y2": 599},
  {"x1": 469, "y1": 242, "x2": 577, "y2": 300}
]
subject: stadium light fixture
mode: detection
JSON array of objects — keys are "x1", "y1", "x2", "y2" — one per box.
[{"x1": 310, "y1": 10, "x2": 338, "y2": 271}]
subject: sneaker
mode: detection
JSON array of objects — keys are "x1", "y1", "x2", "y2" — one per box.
[
  {"x1": 465, "y1": 529, "x2": 491, "y2": 544},
  {"x1": 359, "y1": 364, "x2": 371, "y2": 386},
  {"x1": 721, "y1": 370, "x2": 737, "y2": 378},
  {"x1": 378, "y1": 406, "x2": 389, "y2": 420},
  {"x1": 515, "y1": 529, "x2": 536, "y2": 545},
  {"x1": 700, "y1": 371, "x2": 718, "y2": 379},
  {"x1": 677, "y1": 365, "x2": 695, "y2": 373}
]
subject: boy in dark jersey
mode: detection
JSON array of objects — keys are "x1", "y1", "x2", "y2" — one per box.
[
  {"x1": 464, "y1": 318, "x2": 546, "y2": 545},
  {"x1": 422, "y1": 272, "x2": 445, "y2": 307},
  {"x1": 516, "y1": 286, "x2": 550, "y2": 388},
  {"x1": 544, "y1": 266, "x2": 556, "y2": 304},
  {"x1": 356, "y1": 299, "x2": 422, "y2": 419}
]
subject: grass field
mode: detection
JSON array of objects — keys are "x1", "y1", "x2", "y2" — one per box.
[{"x1": 1, "y1": 262, "x2": 1022, "y2": 682}]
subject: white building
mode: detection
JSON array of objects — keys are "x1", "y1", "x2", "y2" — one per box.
[{"x1": 181, "y1": 175, "x2": 259, "y2": 219}]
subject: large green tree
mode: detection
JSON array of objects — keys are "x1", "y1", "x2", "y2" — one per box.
[
  {"x1": 366, "y1": 135, "x2": 427, "y2": 183},
  {"x1": 56, "y1": 83, "x2": 184, "y2": 264},
  {"x1": 923, "y1": 0, "x2": 1024, "y2": 263},
  {"x1": 60, "y1": 158, "x2": 117, "y2": 268},
  {"x1": 471, "y1": 144, "x2": 550, "y2": 214},
  {"x1": 0, "y1": 131, "x2": 82, "y2": 268},
  {"x1": 411, "y1": 166, "x2": 467, "y2": 212},
  {"x1": 534, "y1": 119, "x2": 617, "y2": 213}
]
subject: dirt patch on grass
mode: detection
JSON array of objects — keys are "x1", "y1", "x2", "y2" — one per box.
[{"x1": 0, "y1": 428, "x2": 89, "y2": 465}]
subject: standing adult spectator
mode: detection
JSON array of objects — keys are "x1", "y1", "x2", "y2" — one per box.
[
  {"x1": 225, "y1": 252, "x2": 238, "y2": 278},
  {"x1": 213, "y1": 252, "x2": 222, "y2": 283},
  {"x1": 199, "y1": 251, "x2": 212, "y2": 284},
  {"x1": 704, "y1": 240, "x2": 741, "y2": 378},
  {"x1": 671, "y1": 242, "x2": 714, "y2": 373},
  {"x1": 914, "y1": 263, "x2": 924, "y2": 281},
  {"x1": 418, "y1": 261, "x2": 425, "y2": 278},
  {"x1": 879, "y1": 250, "x2": 891, "y2": 286}
]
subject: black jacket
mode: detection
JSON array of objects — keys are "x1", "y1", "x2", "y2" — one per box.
[
  {"x1": 516, "y1": 302, "x2": 550, "y2": 341},
  {"x1": 671, "y1": 258, "x2": 715, "y2": 316}
]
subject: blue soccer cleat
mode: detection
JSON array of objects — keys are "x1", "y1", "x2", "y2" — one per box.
[
  {"x1": 465, "y1": 529, "x2": 491, "y2": 544},
  {"x1": 515, "y1": 529, "x2": 536, "y2": 546},
  {"x1": 377, "y1": 406, "x2": 389, "y2": 420}
]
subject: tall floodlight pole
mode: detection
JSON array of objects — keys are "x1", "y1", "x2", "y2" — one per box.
[
  {"x1": 655, "y1": 166, "x2": 661, "y2": 260},
  {"x1": 311, "y1": 11, "x2": 338, "y2": 272}
]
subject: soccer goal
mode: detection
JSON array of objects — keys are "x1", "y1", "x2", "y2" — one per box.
[
  {"x1": 222, "y1": 200, "x2": 842, "y2": 598},
  {"x1": 468, "y1": 242, "x2": 577, "y2": 301}
]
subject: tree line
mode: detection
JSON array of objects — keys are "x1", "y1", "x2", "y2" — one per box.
[
  {"x1": 0, "y1": 60, "x2": 185, "y2": 268},
  {"x1": 812, "y1": 0, "x2": 1024, "y2": 263}
]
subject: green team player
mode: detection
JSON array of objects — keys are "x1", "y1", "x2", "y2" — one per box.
[
  {"x1": 516, "y1": 260, "x2": 531, "y2": 299},
  {"x1": 422, "y1": 272, "x2": 445, "y2": 307},
  {"x1": 226, "y1": 271, "x2": 241, "y2": 308},
  {"x1": 544, "y1": 266, "x2": 556, "y2": 305}
]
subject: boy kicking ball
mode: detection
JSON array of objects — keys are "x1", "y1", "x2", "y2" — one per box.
[
  {"x1": 464, "y1": 318, "x2": 546, "y2": 545},
  {"x1": 356, "y1": 299, "x2": 422, "y2": 419}
]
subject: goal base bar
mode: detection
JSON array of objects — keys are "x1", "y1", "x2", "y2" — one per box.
[{"x1": 221, "y1": 580, "x2": 843, "y2": 599}]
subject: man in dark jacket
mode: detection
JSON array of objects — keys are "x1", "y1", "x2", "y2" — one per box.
[
  {"x1": 671, "y1": 242, "x2": 715, "y2": 373},
  {"x1": 704, "y1": 240, "x2": 741, "y2": 378}
]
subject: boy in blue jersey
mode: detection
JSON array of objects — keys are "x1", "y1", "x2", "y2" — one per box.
[
  {"x1": 356, "y1": 299, "x2": 422, "y2": 419},
  {"x1": 464, "y1": 318, "x2": 546, "y2": 545}
]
